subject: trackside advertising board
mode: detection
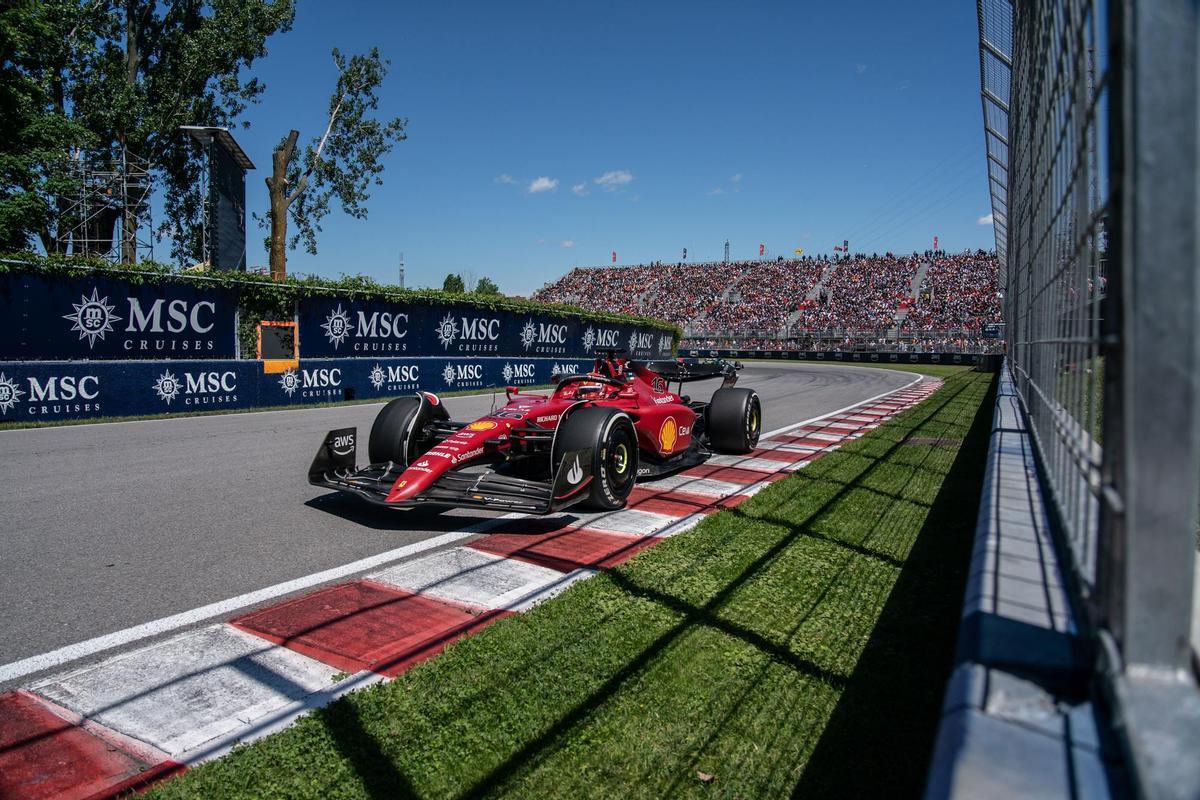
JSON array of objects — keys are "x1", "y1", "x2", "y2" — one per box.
[
  {"x1": 0, "y1": 357, "x2": 593, "y2": 422},
  {"x1": 0, "y1": 272, "x2": 238, "y2": 360},
  {"x1": 298, "y1": 296, "x2": 674, "y2": 361}
]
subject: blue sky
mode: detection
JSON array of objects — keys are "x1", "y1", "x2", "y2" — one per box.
[{"x1": 198, "y1": 0, "x2": 994, "y2": 295}]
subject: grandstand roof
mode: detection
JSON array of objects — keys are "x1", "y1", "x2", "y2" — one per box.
[{"x1": 976, "y1": 0, "x2": 1012, "y2": 277}]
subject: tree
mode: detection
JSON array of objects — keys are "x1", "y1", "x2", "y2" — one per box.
[
  {"x1": 264, "y1": 48, "x2": 405, "y2": 280},
  {"x1": 442, "y1": 273, "x2": 465, "y2": 293},
  {"x1": 474, "y1": 276, "x2": 501, "y2": 296},
  {"x1": 0, "y1": 0, "x2": 295, "y2": 261},
  {"x1": 0, "y1": 1, "x2": 100, "y2": 252}
]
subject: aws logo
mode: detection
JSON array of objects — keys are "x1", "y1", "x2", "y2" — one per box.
[{"x1": 331, "y1": 433, "x2": 356, "y2": 457}]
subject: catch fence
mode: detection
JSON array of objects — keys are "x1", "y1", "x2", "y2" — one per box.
[{"x1": 979, "y1": 0, "x2": 1200, "y2": 793}]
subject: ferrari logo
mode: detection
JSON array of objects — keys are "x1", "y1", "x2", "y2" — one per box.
[{"x1": 659, "y1": 417, "x2": 678, "y2": 452}]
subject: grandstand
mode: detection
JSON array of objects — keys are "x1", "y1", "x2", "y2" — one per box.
[{"x1": 533, "y1": 250, "x2": 1002, "y2": 352}]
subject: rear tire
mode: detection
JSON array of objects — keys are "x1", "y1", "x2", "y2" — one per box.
[
  {"x1": 553, "y1": 406, "x2": 638, "y2": 510},
  {"x1": 368, "y1": 395, "x2": 448, "y2": 465},
  {"x1": 707, "y1": 387, "x2": 761, "y2": 454}
]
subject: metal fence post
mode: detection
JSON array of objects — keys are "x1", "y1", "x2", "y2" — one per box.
[{"x1": 1100, "y1": 0, "x2": 1200, "y2": 677}]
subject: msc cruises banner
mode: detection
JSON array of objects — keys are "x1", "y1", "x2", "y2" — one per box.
[
  {"x1": 0, "y1": 272, "x2": 238, "y2": 360},
  {"x1": 0, "y1": 357, "x2": 594, "y2": 422},
  {"x1": 298, "y1": 296, "x2": 674, "y2": 361}
]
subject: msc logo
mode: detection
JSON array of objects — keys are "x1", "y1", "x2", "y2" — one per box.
[
  {"x1": 63, "y1": 289, "x2": 121, "y2": 347},
  {"x1": 658, "y1": 333, "x2": 673, "y2": 354},
  {"x1": 442, "y1": 362, "x2": 484, "y2": 387},
  {"x1": 125, "y1": 298, "x2": 216, "y2": 334},
  {"x1": 0, "y1": 372, "x2": 24, "y2": 414},
  {"x1": 356, "y1": 311, "x2": 408, "y2": 339},
  {"x1": 153, "y1": 370, "x2": 238, "y2": 406},
  {"x1": 279, "y1": 368, "x2": 342, "y2": 398},
  {"x1": 627, "y1": 331, "x2": 653, "y2": 352},
  {"x1": 436, "y1": 313, "x2": 500, "y2": 352},
  {"x1": 64, "y1": 288, "x2": 221, "y2": 353},
  {"x1": 551, "y1": 362, "x2": 581, "y2": 377},
  {"x1": 323, "y1": 305, "x2": 410, "y2": 352},
  {"x1": 368, "y1": 363, "x2": 419, "y2": 391},
  {"x1": 0, "y1": 371, "x2": 102, "y2": 417},
  {"x1": 582, "y1": 326, "x2": 621, "y2": 352},
  {"x1": 520, "y1": 319, "x2": 569, "y2": 353},
  {"x1": 321, "y1": 304, "x2": 353, "y2": 348},
  {"x1": 502, "y1": 362, "x2": 537, "y2": 384}
]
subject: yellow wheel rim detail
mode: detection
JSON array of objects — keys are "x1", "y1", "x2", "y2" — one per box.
[{"x1": 613, "y1": 443, "x2": 629, "y2": 475}]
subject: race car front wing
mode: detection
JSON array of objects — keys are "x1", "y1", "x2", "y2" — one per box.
[{"x1": 308, "y1": 427, "x2": 595, "y2": 514}]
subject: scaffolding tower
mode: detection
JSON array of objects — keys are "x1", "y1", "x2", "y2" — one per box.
[{"x1": 60, "y1": 148, "x2": 154, "y2": 262}]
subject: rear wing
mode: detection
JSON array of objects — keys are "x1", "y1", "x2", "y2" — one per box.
[{"x1": 638, "y1": 358, "x2": 741, "y2": 388}]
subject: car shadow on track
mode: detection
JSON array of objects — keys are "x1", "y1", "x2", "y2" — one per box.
[{"x1": 303, "y1": 493, "x2": 502, "y2": 533}]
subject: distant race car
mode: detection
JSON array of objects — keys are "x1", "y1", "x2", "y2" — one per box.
[{"x1": 308, "y1": 353, "x2": 761, "y2": 515}]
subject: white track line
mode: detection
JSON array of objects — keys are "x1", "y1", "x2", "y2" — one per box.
[
  {"x1": 0, "y1": 514, "x2": 523, "y2": 685},
  {"x1": 759, "y1": 371, "x2": 925, "y2": 439},
  {"x1": 0, "y1": 371, "x2": 931, "y2": 685}
]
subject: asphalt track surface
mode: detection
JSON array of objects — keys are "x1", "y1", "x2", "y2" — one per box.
[{"x1": 0, "y1": 362, "x2": 914, "y2": 673}]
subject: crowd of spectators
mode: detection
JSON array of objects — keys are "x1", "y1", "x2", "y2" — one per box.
[
  {"x1": 533, "y1": 249, "x2": 1003, "y2": 353},
  {"x1": 700, "y1": 259, "x2": 825, "y2": 331},
  {"x1": 903, "y1": 253, "x2": 1002, "y2": 331},
  {"x1": 532, "y1": 264, "x2": 658, "y2": 316},
  {"x1": 680, "y1": 334, "x2": 1004, "y2": 354},
  {"x1": 790, "y1": 254, "x2": 921, "y2": 331}
]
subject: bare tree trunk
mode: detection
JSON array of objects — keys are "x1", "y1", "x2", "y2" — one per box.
[
  {"x1": 266, "y1": 130, "x2": 299, "y2": 280},
  {"x1": 49, "y1": 69, "x2": 70, "y2": 254},
  {"x1": 120, "y1": 0, "x2": 140, "y2": 264}
]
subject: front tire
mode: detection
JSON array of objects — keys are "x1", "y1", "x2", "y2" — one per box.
[
  {"x1": 707, "y1": 387, "x2": 761, "y2": 454},
  {"x1": 553, "y1": 406, "x2": 638, "y2": 510},
  {"x1": 368, "y1": 394, "x2": 448, "y2": 465}
]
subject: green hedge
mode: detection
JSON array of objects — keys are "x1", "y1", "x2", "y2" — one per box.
[{"x1": 1, "y1": 253, "x2": 681, "y2": 359}]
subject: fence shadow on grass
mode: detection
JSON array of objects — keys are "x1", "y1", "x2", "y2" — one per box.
[
  {"x1": 453, "y1": 374, "x2": 990, "y2": 798},
  {"x1": 791, "y1": 373, "x2": 997, "y2": 798}
]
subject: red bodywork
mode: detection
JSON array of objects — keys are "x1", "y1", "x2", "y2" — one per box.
[{"x1": 383, "y1": 360, "x2": 694, "y2": 505}]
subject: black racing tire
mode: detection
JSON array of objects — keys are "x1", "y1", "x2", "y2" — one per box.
[
  {"x1": 553, "y1": 406, "x2": 638, "y2": 511},
  {"x1": 707, "y1": 387, "x2": 762, "y2": 454},
  {"x1": 368, "y1": 394, "x2": 448, "y2": 465}
]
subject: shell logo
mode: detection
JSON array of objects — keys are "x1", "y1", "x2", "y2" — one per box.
[
  {"x1": 466, "y1": 420, "x2": 498, "y2": 432},
  {"x1": 659, "y1": 416, "x2": 679, "y2": 452}
]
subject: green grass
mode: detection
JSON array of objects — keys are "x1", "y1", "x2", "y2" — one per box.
[
  {"x1": 148, "y1": 369, "x2": 996, "y2": 800},
  {"x1": 739, "y1": 358, "x2": 975, "y2": 380}
]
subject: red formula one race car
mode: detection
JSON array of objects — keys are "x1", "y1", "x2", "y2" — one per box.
[{"x1": 308, "y1": 353, "x2": 761, "y2": 514}]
